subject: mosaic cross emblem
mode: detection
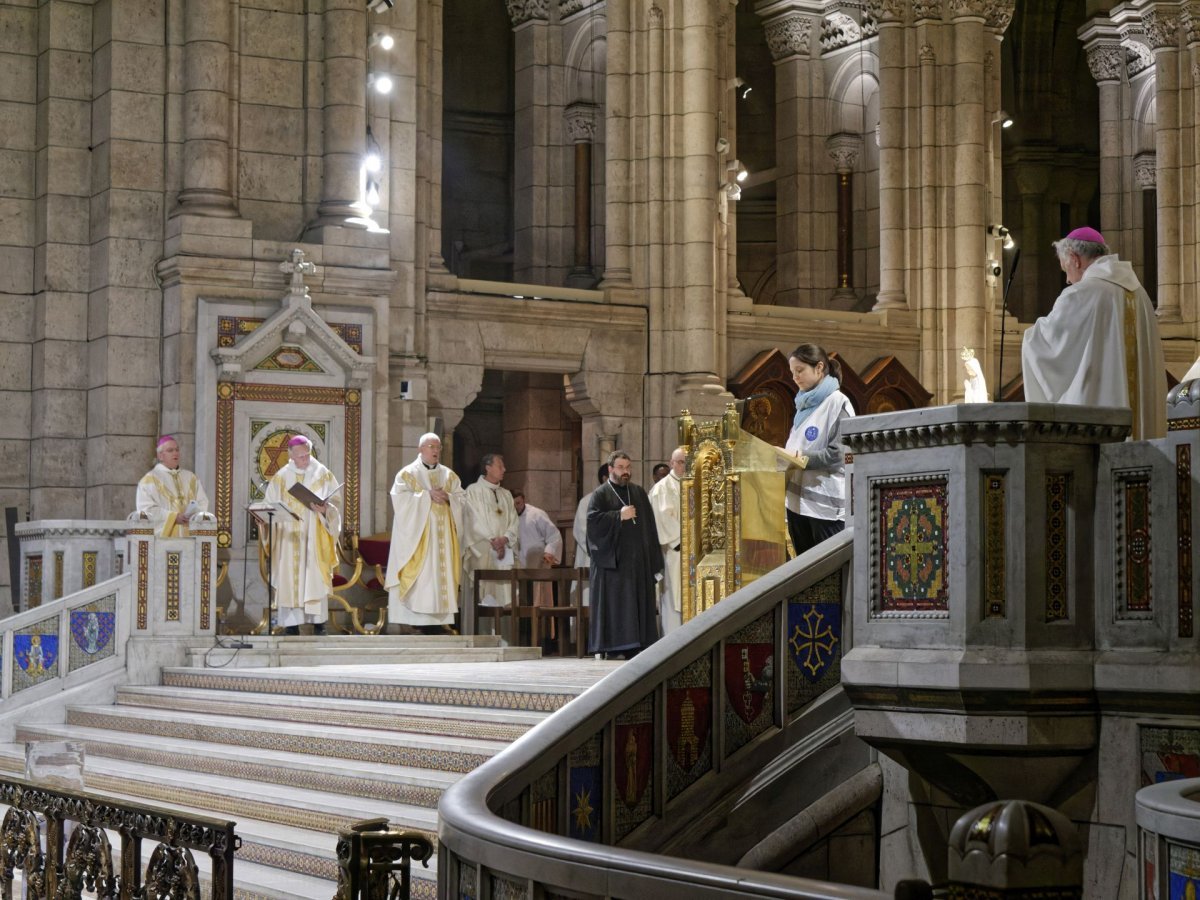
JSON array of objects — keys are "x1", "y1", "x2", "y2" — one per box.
[
  {"x1": 788, "y1": 606, "x2": 839, "y2": 678},
  {"x1": 879, "y1": 480, "x2": 948, "y2": 612}
]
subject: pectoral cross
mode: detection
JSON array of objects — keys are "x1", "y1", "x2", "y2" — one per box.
[{"x1": 280, "y1": 248, "x2": 316, "y2": 301}]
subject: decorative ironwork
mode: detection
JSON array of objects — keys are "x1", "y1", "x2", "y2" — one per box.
[
  {"x1": 166, "y1": 550, "x2": 182, "y2": 622},
  {"x1": 137, "y1": 540, "x2": 149, "y2": 630},
  {"x1": 1180, "y1": 445, "x2": 1194, "y2": 638},
  {"x1": 82, "y1": 551, "x2": 97, "y2": 589},
  {"x1": 334, "y1": 818, "x2": 433, "y2": 900},
  {"x1": 201, "y1": 542, "x2": 212, "y2": 631},
  {"x1": 54, "y1": 551, "x2": 64, "y2": 601},
  {"x1": 982, "y1": 472, "x2": 1006, "y2": 618},
  {"x1": 26, "y1": 554, "x2": 42, "y2": 608},
  {"x1": 0, "y1": 775, "x2": 237, "y2": 900},
  {"x1": 1045, "y1": 474, "x2": 1070, "y2": 622}
]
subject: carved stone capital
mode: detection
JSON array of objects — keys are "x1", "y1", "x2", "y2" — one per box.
[
  {"x1": 564, "y1": 102, "x2": 599, "y2": 143},
  {"x1": 914, "y1": 1, "x2": 942, "y2": 21},
  {"x1": 1126, "y1": 40, "x2": 1155, "y2": 76},
  {"x1": 821, "y1": 11, "x2": 863, "y2": 52},
  {"x1": 877, "y1": 0, "x2": 907, "y2": 24},
  {"x1": 1133, "y1": 151, "x2": 1157, "y2": 189},
  {"x1": 558, "y1": 0, "x2": 598, "y2": 18},
  {"x1": 984, "y1": 0, "x2": 1015, "y2": 31},
  {"x1": 919, "y1": 42, "x2": 936, "y2": 62},
  {"x1": 1086, "y1": 42, "x2": 1125, "y2": 82},
  {"x1": 1143, "y1": 8, "x2": 1180, "y2": 50},
  {"x1": 827, "y1": 133, "x2": 863, "y2": 172},
  {"x1": 506, "y1": 0, "x2": 549, "y2": 27},
  {"x1": 764, "y1": 12, "x2": 814, "y2": 61},
  {"x1": 1183, "y1": 2, "x2": 1200, "y2": 44},
  {"x1": 947, "y1": 0, "x2": 988, "y2": 20}
]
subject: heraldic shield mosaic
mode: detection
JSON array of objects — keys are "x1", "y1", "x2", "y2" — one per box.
[
  {"x1": 787, "y1": 571, "x2": 842, "y2": 714},
  {"x1": 68, "y1": 593, "x2": 117, "y2": 672},
  {"x1": 526, "y1": 767, "x2": 558, "y2": 836},
  {"x1": 568, "y1": 734, "x2": 602, "y2": 843},
  {"x1": 724, "y1": 611, "x2": 775, "y2": 755},
  {"x1": 1170, "y1": 842, "x2": 1200, "y2": 900},
  {"x1": 876, "y1": 478, "x2": 949, "y2": 613},
  {"x1": 666, "y1": 654, "x2": 713, "y2": 801},
  {"x1": 1141, "y1": 726, "x2": 1200, "y2": 786},
  {"x1": 614, "y1": 693, "x2": 655, "y2": 841},
  {"x1": 13, "y1": 617, "x2": 59, "y2": 693}
]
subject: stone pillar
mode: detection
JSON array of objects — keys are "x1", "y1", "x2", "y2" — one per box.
[
  {"x1": 601, "y1": 0, "x2": 632, "y2": 289},
  {"x1": 565, "y1": 103, "x2": 599, "y2": 287},
  {"x1": 1082, "y1": 29, "x2": 1125, "y2": 251},
  {"x1": 307, "y1": 0, "x2": 368, "y2": 231},
  {"x1": 1134, "y1": 150, "x2": 1159, "y2": 298},
  {"x1": 1145, "y1": 5, "x2": 1183, "y2": 323},
  {"x1": 508, "y1": 0, "x2": 553, "y2": 283},
  {"x1": 873, "y1": 1, "x2": 908, "y2": 311},
  {"x1": 761, "y1": 4, "x2": 819, "y2": 308},
  {"x1": 416, "y1": 0, "x2": 448, "y2": 279},
  {"x1": 175, "y1": 0, "x2": 237, "y2": 216},
  {"x1": 827, "y1": 133, "x2": 862, "y2": 309}
]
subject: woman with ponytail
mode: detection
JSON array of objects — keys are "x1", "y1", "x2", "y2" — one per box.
[{"x1": 778, "y1": 344, "x2": 855, "y2": 556}]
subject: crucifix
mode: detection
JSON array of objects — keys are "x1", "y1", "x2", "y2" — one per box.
[{"x1": 280, "y1": 248, "x2": 317, "y2": 300}]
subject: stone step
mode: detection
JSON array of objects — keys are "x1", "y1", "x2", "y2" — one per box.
[
  {"x1": 188, "y1": 633, "x2": 542, "y2": 668},
  {"x1": 114, "y1": 684, "x2": 543, "y2": 742},
  {"x1": 160, "y1": 658, "x2": 619, "y2": 713},
  {"x1": 53, "y1": 703, "x2": 504, "y2": 773}
]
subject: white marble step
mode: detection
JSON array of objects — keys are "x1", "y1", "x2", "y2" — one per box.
[
  {"x1": 114, "y1": 684, "x2": 545, "y2": 741},
  {"x1": 188, "y1": 644, "x2": 543, "y2": 668},
  {"x1": 57, "y1": 702, "x2": 507, "y2": 772}
]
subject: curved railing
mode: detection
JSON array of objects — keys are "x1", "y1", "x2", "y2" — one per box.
[{"x1": 439, "y1": 529, "x2": 889, "y2": 899}]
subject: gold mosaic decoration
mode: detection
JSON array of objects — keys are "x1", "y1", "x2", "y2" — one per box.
[
  {"x1": 54, "y1": 551, "x2": 63, "y2": 600},
  {"x1": 201, "y1": 542, "x2": 212, "y2": 630},
  {"x1": 982, "y1": 472, "x2": 1006, "y2": 618},
  {"x1": 136, "y1": 539, "x2": 149, "y2": 629},
  {"x1": 82, "y1": 550, "x2": 97, "y2": 588},
  {"x1": 166, "y1": 550, "x2": 181, "y2": 622},
  {"x1": 1180, "y1": 444, "x2": 1193, "y2": 638},
  {"x1": 25, "y1": 554, "x2": 42, "y2": 607}
]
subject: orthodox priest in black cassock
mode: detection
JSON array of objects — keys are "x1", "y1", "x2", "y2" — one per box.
[{"x1": 586, "y1": 464, "x2": 664, "y2": 657}]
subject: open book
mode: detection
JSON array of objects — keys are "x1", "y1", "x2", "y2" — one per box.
[
  {"x1": 287, "y1": 480, "x2": 343, "y2": 510},
  {"x1": 771, "y1": 445, "x2": 808, "y2": 471}
]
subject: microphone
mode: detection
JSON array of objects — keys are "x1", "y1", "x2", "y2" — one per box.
[{"x1": 995, "y1": 248, "x2": 1022, "y2": 401}]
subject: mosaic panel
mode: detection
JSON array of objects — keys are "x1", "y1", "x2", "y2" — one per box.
[
  {"x1": 723, "y1": 611, "x2": 775, "y2": 755},
  {"x1": 13, "y1": 616, "x2": 59, "y2": 693},
  {"x1": 217, "y1": 315, "x2": 364, "y2": 354},
  {"x1": 613, "y1": 693, "x2": 654, "y2": 841},
  {"x1": 567, "y1": 734, "x2": 602, "y2": 843},
  {"x1": 26, "y1": 554, "x2": 42, "y2": 607},
  {"x1": 1178, "y1": 445, "x2": 1193, "y2": 638},
  {"x1": 666, "y1": 654, "x2": 713, "y2": 800},
  {"x1": 166, "y1": 550, "x2": 182, "y2": 621},
  {"x1": 1169, "y1": 842, "x2": 1200, "y2": 899},
  {"x1": 527, "y1": 766, "x2": 558, "y2": 835},
  {"x1": 1045, "y1": 473, "x2": 1070, "y2": 622},
  {"x1": 458, "y1": 860, "x2": 477, "y2": 900},
  {"x1": 786, "y1": 571, "x2": 842, "y2": 714},
  {"x1": 82, "y1": 550, "x2": 97, "y2": 588},
  {"x1": 68, "y1": 594, "x2": 117, "y2": 672},
  {"x1": 1115, "y1": 469, "x2": 1153, "y2": 617},
  {"x1": 53, "y1": 551, "x2": 63, "y2": 600},
  {"x1": 1145, "y1": 830, "x2": 1158, "y2": 900},
  {"x1": 982, "y1": 472, "x2": 1006, "y2": 618},
  {"x1": 254, "y1": 345, "x2": 324, "y2": 373},
  {"x1": 875, "y1": 478, "x2": 949, "y2": 613},
  {"x1": 1141, "y1": 726, "x2": 1200, "y2": 787},
  {"x1": 490, "y1": 874, "x2": 530, "y2": 900},
  {"x1": 136, "y1": 540, "x2": 149, "y2": 629},
  {"x1": 200, "y1": 542, "x2": 212, "y2": 630}
]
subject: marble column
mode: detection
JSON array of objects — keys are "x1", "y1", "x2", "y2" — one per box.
[
  {"x1": 760, "y1": 3, "x2": 820, "y2": 308},
  {"x1": 827, "y1": 133, "x2": 862, "y2": 309},
  {"x1": 565, "y1": 103, "x2": 599, "y2": 287},
  {"x1": 175, "y1": 0, "x2": 238, "y2": 217},
  {"x1": 508, "y1": 0, "x2": 553, "y2": 283},
  {"x1": 1082, "y1": 33, "x2": 1126, "y2": 252},
  {"x1": 873, "y1": 0, "x2": 908, "y2": 311},
  {"x1": 309, "y1": 0, "x2": 368, "y2": 230},
  {"x1": 1145, "y1": 5, "x2": 1182, "y2": 322}
]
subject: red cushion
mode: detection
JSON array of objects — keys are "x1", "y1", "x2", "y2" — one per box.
[
  {"x1": 332, "y1": 573, "x2": 348, "y2": 587},
  {"x1": 358, "y1": 538, "x2": 391, "y2": 566}
]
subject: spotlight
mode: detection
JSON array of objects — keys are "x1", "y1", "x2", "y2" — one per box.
[
  {"x1": 985, "y1": 258, "x2": 1002, "y2": 278},
  {"x1": 365, "y1": 126, "x2": 382, "y2": 173},
  {"x1": 370, "y1": 32, "x2": 395, "y2": 51},
  {"x1": 365, "y1": 180, "x2": 381, "y2": 207},
  {"x1": 715, "y1": 137, "x2": 730, "y2": 154},
  {"x1": 366, "y1": 0, "x2": 394, "y2": 12},
  {"x1": 722, "y1": 182, "x2": 742, "y2": 201},
  {"x1": 988, "y1": 223, "x2": 1016, "y2": 250},
  {"x1": 369, "y1": 72, "x2": 393, "y2": 94},
  {"x1": 727, "y1": 159, "x2": 749, "y2": 183},
  {"x1": 993, "y1": 110, "x2": 1014, "y2": 128},
  {"x1": 733, "y1": 77, "x2": 752, "y2": 99}
]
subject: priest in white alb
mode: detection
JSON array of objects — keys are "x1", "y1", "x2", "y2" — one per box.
[
  {"x1": 1021, "y1": 226, "x2": 1167, "y2": 440},
  {"x1": 460, "y1": 453, "x2": 519, "y2": 611},
  {"x1": 386, "y1": 433, "x2": 466, "y2": 632},
  {"x1": 648, "y1": 447, "x2": 686, "y2": 635},
  {"x1": 136, "y1": 435, "x2": 210, "y2": 537},
  {"x1": 264, "y1": 435, "x2": 341, "y2": 635}
]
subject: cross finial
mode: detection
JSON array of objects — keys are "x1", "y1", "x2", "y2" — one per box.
[{"x1": 279, "y1": 248, "x2": 316, "y2": 301}]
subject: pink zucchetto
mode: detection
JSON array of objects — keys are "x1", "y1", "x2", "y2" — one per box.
[
  {"x1": 1064, "y1": 226, "x2": 1106, "y2": 245},
  {"x1": 156, "y1": 435, "x2": 176, "y2": 448},
  {"x1": 287, "y1": 435, "x2": 312, "y2": 448}
]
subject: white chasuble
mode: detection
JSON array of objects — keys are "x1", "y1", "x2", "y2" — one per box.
[
  {"x1": 136, "y1": 463, "x2": 210, "y2": 538},
  {"x1": 648, "y1": 472, "x2": 683, "y2": 633},
  {"x1": 386, "y1": 459, "x2": 465, "y2": 625},
  {"x1": 461, "y1": 477, "x2": 519, "y2": 608},
  {"x1": 265, "y1": 459, "x2": 342, "y2": 625},
  {"x1": 1021, "y1": 254, "x2": 1167, "y2": 440}
]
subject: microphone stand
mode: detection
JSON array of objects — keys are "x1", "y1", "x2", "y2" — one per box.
[
  {"x1": 265, "y1": 507, "x2": 276, "y2": 635},
  {"x1": 995, "y1": 247, "x2": 1022, "y2": 401}
]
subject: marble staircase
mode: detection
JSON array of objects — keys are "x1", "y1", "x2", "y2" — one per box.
[{"x1": 0, "y1": 645, "x2": 620, "y2": 899}]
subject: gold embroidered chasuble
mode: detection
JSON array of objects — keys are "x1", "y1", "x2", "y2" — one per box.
[
  {"x1": 135, "y1": 463, "x2": 210, "y2": 537},
  {"x1": 386, "y1": 458, "x2": 465, "y2": 625},
  {"x1": 265, "y1": 459, "x2": 341, "y2": 623}
]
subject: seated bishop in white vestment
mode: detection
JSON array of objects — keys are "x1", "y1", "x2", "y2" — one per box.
[
  {"x1": 386, "y1": 434, "x2": 466, "y2": 627},
  {"x1": 515, "y1": 493, "x2": 563, "y2": 611},
  {"x1": 1021, "y1": 227, "x2": 1167, "y2": 440},
  {"x1": 461, "y1": 454, "x2": 519, "y2": 609},
  {"x1": 136, "y1": 435, "x2": 210, "y2": 538},
  {"x1": 648, "y1": 448, "x2": 686, "y2": 635},
  {"x1": 264, "y1": 435, "x2": 342, "y2": 631}
]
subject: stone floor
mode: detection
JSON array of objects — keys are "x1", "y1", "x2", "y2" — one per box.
[{"x1": 1, "y1": 641, "x2": 622, "y2": 899}]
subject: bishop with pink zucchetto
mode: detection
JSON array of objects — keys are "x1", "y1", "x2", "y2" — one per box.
[
  {"x1": 135, "y1": 435, "x2": 210, "y2": 537},
  {"x1": 1021, "y1": 226, "x2": 1167, "y2": 440}
]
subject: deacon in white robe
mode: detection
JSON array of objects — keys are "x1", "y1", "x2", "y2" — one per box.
[
  {"x1": 648, "y1": 447, "x2": 686, "y2": 635},
  {"x1": 514, "y1": 492, "x2": 563, "y2": 611},
  {"x1": 135, "y1": 435, "x2": 210, "y2": 538},
  {"x1": 386, "y1": 433, "x2": 466, "y2": 628},
  {"x1": 571, "y1": 463, "x2": 609, "y2": 606},
  {"x1": 264, "y1": 435, "x2": 341, "y2": 632},
  {"x1": 1022, "y1": 227, "x2": 1167, "y2": 440},
  {"x1": 460, "y1": 453, "x2": 519, "y2": 610}
]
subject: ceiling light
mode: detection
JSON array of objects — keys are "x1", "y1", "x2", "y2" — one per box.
[
  {"x1": 366, "y1": 0, "x2": 394, "y2": 12},
  {"x1": 370, "y1": 73, "x2": 393, "y2": 94}
]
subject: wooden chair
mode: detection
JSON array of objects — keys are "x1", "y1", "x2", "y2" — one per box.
[
  {"x1": 472, "y1": 569, "x2": 521, "y2": 643},
  {"x1": 528, "y1": 567, "x2": 590, "y2": 658}
]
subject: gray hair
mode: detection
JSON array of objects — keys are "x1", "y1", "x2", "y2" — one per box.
[
  {"x1": 480, "y1": 452, "x2": 503, "y2": 469},
  {"x1": 606, "y1": 449, "x2": 632, "y2": 467},
  {"x1": 1052, "y1": 237, "x2": 1109, "y2": 263}
]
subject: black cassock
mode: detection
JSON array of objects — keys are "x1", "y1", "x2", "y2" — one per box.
[{"x1": 586, "y1": 479, "x2": 664, "y2": 655}]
